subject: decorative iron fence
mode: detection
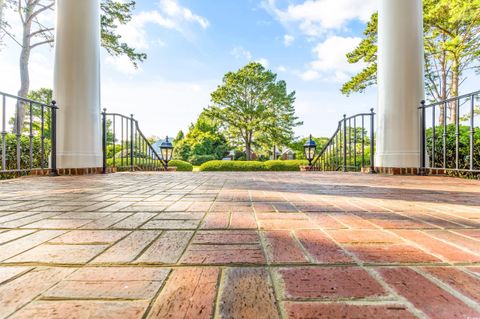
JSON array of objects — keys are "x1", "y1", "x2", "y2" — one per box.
[
  {"x1": 0, "y1": 91, "x2": 57, "y2": 176},
  {"x1": 420, "y1": 90, "x2": 480, "y2": 174},
  {"x1": 102, "y1": 110, "x2": 167, "y2": 173},
  {"x1": 312, "y1": 109, "x2": 375, "y2": 172}
]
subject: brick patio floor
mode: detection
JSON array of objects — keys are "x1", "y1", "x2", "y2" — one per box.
[{"x1": 0, "y1": 172, "x2": 480, "y2": 319}]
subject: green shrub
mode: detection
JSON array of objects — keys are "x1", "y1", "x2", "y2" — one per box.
[
  {"x1": 169, "y1": 160, "x2": 193, "y2": 172},
  {"x1": 426, "y1": 124, "x2": 480, "y2": 170},
  {"x1": 264, "y1": 160, "x2": 309, "y2": 171},
  {"x1": 106, "y1": 157, "x2": 193, "y2": 172},
  {"x1": 189, "y1": 154, "x2": 216, "y2": 166},
  {"x1": 199, "y1": 160, "x2": 267, "y2": 171},
  {"x1": 106, "y1": 157, "x2": 162, "y2": 169},
  {"x1": 1, "y1": 134, "x2": 51, "y2": 170}
]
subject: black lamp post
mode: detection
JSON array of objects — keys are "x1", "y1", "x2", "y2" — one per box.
[
  {"x1": 160, "y1": 136, "x2": 173, "y2": 168},
  {"x1": 304, "y1": 135, "x2": 317, "y2": 167}
]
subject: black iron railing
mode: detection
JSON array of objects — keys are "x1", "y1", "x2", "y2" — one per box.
[
  {"x1": 312, "y1": 109, "x2": 375, "y2": 172},
  {"x1": 0, "y1": 91, "x2": 57, "y2": 176},
  {"x1": 102, "y1": 110, "x2": 167, "y2": 173},
  {"x1": 420, "y1": 90, "x2": 480, "y2": 174}
]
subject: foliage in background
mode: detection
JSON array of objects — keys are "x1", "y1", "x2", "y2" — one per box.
[
  {"x1": 1, "y1": 0, "x2": 146, "y2": 132},
  {"x1": 199, "y1": 160, "x2": 268, "y2": 172},
  {"x1": 169, "y1": 160, "x2": 193, "y2": 172},
  {"x1": 173, "y1": 111, "x2": 229, "y2": 164},
  {"x1": 264, "y1": 160, "x2": 309, "y2": 171},
  {"x1": 0, "y1": 134, "x2": 50, "y2": 171},
  {"x1": 290, "y1": 136, "x2": 329, "y2": 160},
  {"x1": 426, "y1": 124, "x2": 480, "y2": 170},
  {"x1": 105, "y1": 158, "x2": 193, "y2": 172},
  {"x1": 342, "y1": 0, "x2": 480, "y2": 123},
  {"x1": 198, "y1": 160, "x2": 309, "y2": 172},
  {"x1": 205, "y1": 62, "x2": 302, "y2": 160},
  {"x1": 173, "y1": 130, "x2": 185, "y2": 145}
]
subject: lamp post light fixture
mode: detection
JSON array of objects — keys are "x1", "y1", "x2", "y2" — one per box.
[
  {"x1": 160, "y1": 136, "x2": 174, "y2": 169},
  {"x1": 304, "y1": 134, "x2": 317, "y2": 167}
]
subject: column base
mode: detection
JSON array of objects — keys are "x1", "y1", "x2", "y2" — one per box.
[
  {"x1": 373, "y1": 167, "x2": 448, "y2": 176},
  {"x1": 375, "y1": 152, "x2": 420, "y2": 169},
  {"x1": 31, "y1": 167, "x2": 114, "y2": 176},
  {"x1": 56, "y1": 153, "x2": 103, "y2": 169}
]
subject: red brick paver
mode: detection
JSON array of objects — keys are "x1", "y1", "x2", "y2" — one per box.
[{"x1": 0, "y1": 172, "x2": 480, "y2": 318}]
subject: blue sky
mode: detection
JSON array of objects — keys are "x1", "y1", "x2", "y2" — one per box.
[
  {"x1": 0, "y1": 0, "x2": 380, "y2": 139},
  {"x1": 100, "y1": 0, "x2": 378, "y2": 138},
  {"x1": 4, "y1": 0, "x2": 476, "y2": 140}
]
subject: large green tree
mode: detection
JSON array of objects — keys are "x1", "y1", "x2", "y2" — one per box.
[
  {"x1": 206, "y1": 62, "x2": 302, "y2": 160},
  {"x1": 342, "y1": 0, "x2": 480, "y2": 123},
  {"x1": 0, "y1": 0, "x2": 146, "y2": 132},
  {"x1": 173, "y1": 111, "x2": 229, "y2": 165}
]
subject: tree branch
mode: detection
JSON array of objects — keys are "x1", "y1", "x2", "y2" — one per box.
[
  {"x1": 0, "y1": 25, "x2": 23, "y2": 47},
  {"x1": 29, "y1": 38, "x2": 52, "y2": 49},
  {"x1": 27, "y1": 1, "x2": 53, "y2": 23},
  {"x1": 29, "y1": 27, "x2": 53, "y2": 38}
]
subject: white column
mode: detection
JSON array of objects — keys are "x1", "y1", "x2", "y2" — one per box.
[
  {"x1": 376, "y1": 0, "x2": 424, "y2": 168},
  {"x1": 53, "y1": 0, "x2": 102, "y2": 169}
]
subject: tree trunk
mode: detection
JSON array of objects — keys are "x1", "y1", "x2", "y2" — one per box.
[
  {"x1": 13, "y1": 7, "x2": 33, "y2": 134},
  {"x1": 449, "y1": 59, "x2": 460, "y2": 124},
  {"x1": 245, "y1": 142, "x2": 251, "y2": 161},
  {"x1": 438, "y1": 55, "x2": 448, "y2": 125}
]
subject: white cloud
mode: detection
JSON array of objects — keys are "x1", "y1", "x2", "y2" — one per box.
[
  {"x1": 160, "y1": 0, "x2": 209, "y2": 29},
  {"x1": 117, "y1": 11, "x2": 174, "y2": 50},
  {"x1": 302, "y1": 36, "x2": 364, "y2": 82},
  {"x1": 283, "y1": 34, "x2": 295, "y2": 46},
  {"x1": 277, "y1": 65, "x2": 287, "y2": 72},
  {"x1": 116, "y1": 0, "x2": 209, "y2": 51},
  {"x1": 231, "y1": 47, "x2": 269, "y2": 68},
  {"x1": 105, "y1": 55, "x2": 141, "y2": 75},
  {"x1": 256, "y1": 58, "x2": 270, "y2": 68},
  {"x1": 263, "y1": 0, "x2": 376, "y2": 37},
  {"x1": 300, "y1": 70, "x2": 319, "y2": 81},
  {"x1": 231, "y1": 46, "x2": 252, "y2": 60}
]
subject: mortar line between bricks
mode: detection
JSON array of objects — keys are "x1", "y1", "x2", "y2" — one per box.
[
  {"x1": 449, "y1": 229, "x2": 480, "y2": 242},
  {"x1": 111, "y1": 211, "x2": 161, "y2": 230},
  {"x1": 0, "y1": 229, "x2": 41, "y2": 246},
  {"x1": 380, "y1": 227, "x2": 468, "y2": 265},
  {"x1": 168, "y1": 190, "x2": 217, "y2": 265},
  {"x1": 319, "y1": 228, "x2": 429, "y2": 319},
  {"x1": 0, "y1": 266, "x2": 35, "y2": 286},
  {"x1": 129, "y1": 230, "x2": 165, "y2": 263},
  {"x1": 3, "y1": 267, "x2": 77, "y2": 319},
  {"x1": 80, "y1": 231, "x2": 135, "y2": 265},
  {"x1": 290, "y1": 229, "x2": 315, "y2": 264},
  {"x1": 212, "y1": 266, "x2": 226, "y2": 319},
  {"x1": 462, "y1": 266, "x2": 480, "y2": 280},
  {"x1": 140, "y1": 268, "x2": 173, "y2": 319},
  {"x1": 415, "y1": 204, "x2": 478, "y2": 227},
  {"x1": 421, "y1": 230, "x2": 480, "y2": 256},
  {"x1": 413, "y1": 267, "x2": 480, "y2": 313},
  {"x1": 353, "y1": 197, "x2": 395, "y2": 213},
  {"x1": 254, "y1": 195, "x2": 285, "y2": 319},
  {"x1": 102, "y1": 213, "x2": 136, "y2": 229},
  {"x1": 4, "y1": 262, "x2": 480, "y2": 269},
  {"x1": 0, "y1": 230, "x2": 69, "y2": 263},
  {"x1": 393, "y1": 210, "x2": 461, "y2": 230}
]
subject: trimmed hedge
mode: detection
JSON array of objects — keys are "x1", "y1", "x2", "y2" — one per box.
[
  {"x1": 264, "y1": 160, "x2": 309, "y2": 171},
  {"x1": 189, "y1": 155, "x2": 216, "y2": 166},
  {"x1": 106, "y1": 158, "x2": 193, "y2": 172},
  {"x1": 198, "y1": 160, "x2": 309, "y2": 172},
  {"x1": 169, "y1": 160, "x2": 193, "y2": 172},
  {"x1": 199, "y1": 160, "x2": 266, "y2": 171}
]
